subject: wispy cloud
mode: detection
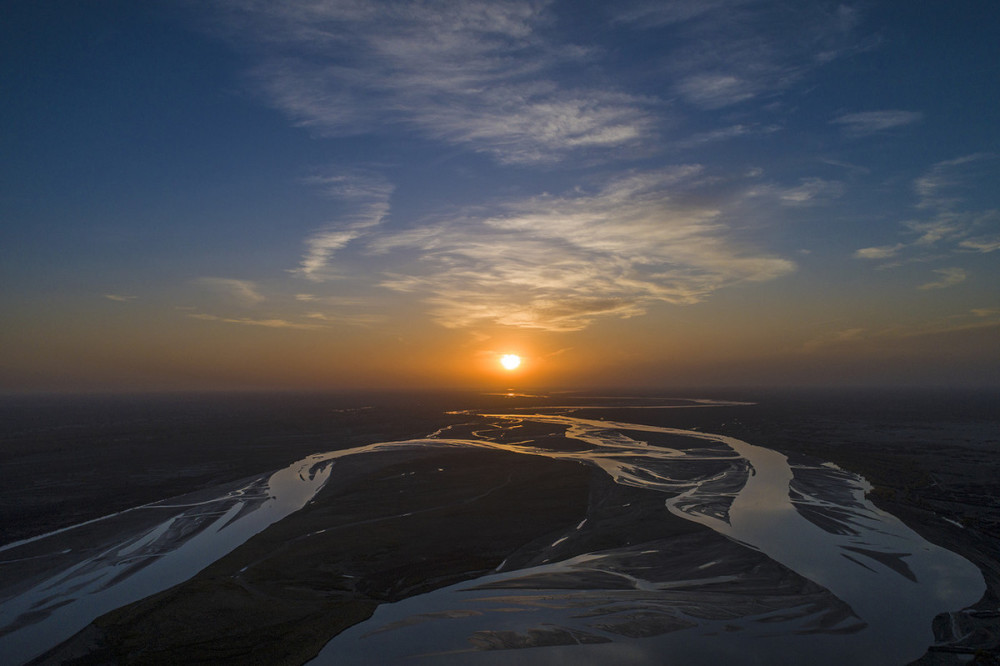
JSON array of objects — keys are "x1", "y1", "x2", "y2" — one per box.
[
  {"x1": 802, "y1": 309, "x2": 1000, "y2": 352},
  {"x1": 959, "y1": 236, "x2": 1000, "y2": 253},
  {"x1": 103, "y1": 294, "x2": 137, "y2": 302},
  {"x1": 745, "y1": 177, "x2": 845, "y2": 207},
  {"x1": 612, "y1": 0, "x2": 757, "y2": 27},
  {"x1": 855, "y1": 155, "x2": 999, "y2": 270},
  {"x1": 212, "y1": 0, "x2": 870, "y2": 162},
  {"x1": 913, "y1": 153, "x2": 993, "y2": 210},
  {"x1": 198, "y1": 278, "x2": 266, "y2": 305},
  {"x1": 616, "y1": 1, "x2": 868, "y2": 109},
  {"x1": 296, "y1": 171, "x2": 393, "y2": 280},
  {"x1": 904, "y1": 217, "x2": 983, "y2": 247},
  {"x1": 831, "y1": 110, "x2": 923, "y2": 137},
  {"x1": 218, "y1": 0, "x2": 654, "y2": 164},
  {"x1": 854, "y1": 244, "x2": 904, "y2": 260},
  {"x1": 304, "y1": 311, "x2": 387, "y2": 327},
  {"x1": 674, "y1": 123, "x2": 780, "y2": 149},
  {"x1": 188, "y1": 313, "x2": 324, "y2": 330},
  {"x1": 675, "y1": 74, "x2": 757, "y2": 109},
  {"x1": 819, "y1": 158, "x2": 871, "y2": 175},
  {"x1": 318, "y1": 168, "x2": 795, "y2": 331},
  {"x1": 918, "y1": 267, "x2": 967, "y2": 290},
  {"x1": 896, "y1": 310, "x2": 1000, "y2": 338},
  {"x1": 777, "y1": 178, "x2": 845, "y2": 206}
]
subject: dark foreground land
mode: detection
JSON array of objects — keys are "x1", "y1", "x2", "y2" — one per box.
[
  {"x1": 40, "y1": 448, "x2": 597, "y2": 664},
  {"x1": 0, "y1": 392, "x2": 471, "y2": 546},
  {"x1": 2, "y1": 389, "x2": 998, "y2": 664}
]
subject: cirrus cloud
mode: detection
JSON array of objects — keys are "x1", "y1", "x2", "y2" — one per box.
[
  {"x1": 831, "y1": 110, "x2": 923, "y2": 137},
  {"x1": 197, "y1": 278, "x2": 266, "y2": 305},
  {"x1": 188, "y1": 313, "x2": 325, "y2": 330},
  {"x1": 854, "y1": 155, "x2": 999, "y2": 273},
  {"x1": 306, "y1": 167, "x2": 796, "y2": 331},
  {"x1": 296, "y1": 171, "x2": 394, "y2": 280},
  {"x1": 918, "y1": 267, "x2": 967, "y2": 291},
  {"x1": 218, "y1": 0, "x2": 655, "y2": 164}
]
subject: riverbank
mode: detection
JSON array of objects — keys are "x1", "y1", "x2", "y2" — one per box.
[
  {"x1": 34, "y1": 447, "x2": 596, "y2": 664},
  {"x1": 5, "y1": 390, "x2": 997, "y2": 664},
  {"x1": 31, "y1": 399, "x2": 997, "y2": 665}
]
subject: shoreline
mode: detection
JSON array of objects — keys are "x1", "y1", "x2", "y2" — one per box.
[
  {"x1": 2, "y1": 392, "x2": 996, "y2": 664},
  {"x1": 30, "y1": 447, "x2": 596, "y2": 665}
]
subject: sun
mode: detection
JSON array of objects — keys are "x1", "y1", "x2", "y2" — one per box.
[{"x1": 499, "y1": 354, "x2": 521, "y2": 371}]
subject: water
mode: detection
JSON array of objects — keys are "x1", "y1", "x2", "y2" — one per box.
[
  {"x1": 0, "y1": 394, "x2": 989, "y2": 664},
  {"x1": 0, "y1": 455, "x2": 335, "y2": 663},
  {"x1": 311, "y1": 411, "x2": 984, "y2": 665}
]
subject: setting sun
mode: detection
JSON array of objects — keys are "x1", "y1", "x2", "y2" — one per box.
[{"x1": 499, "y1": 354, "x2": 521, "y2": 371}]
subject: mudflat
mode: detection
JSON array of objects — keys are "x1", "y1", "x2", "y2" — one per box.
[
  {"x1": 6, "y1": 390, "x2": 998, "y2": 665},
  {"x1": 37, "y1": 447, "x2": 597, "y2": 664}
]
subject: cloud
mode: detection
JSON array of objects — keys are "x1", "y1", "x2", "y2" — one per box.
[
  {"x1": 675, "y1": 74, "x2": 756, "y2": 109},
  {"x1": 198, "y1": 278, "x2": 266, "y2": 305},
  {"x1": 913, "y1": 153, "x2": 993, "y2": 210},
  {"x1": 296, "y1": 171, "x2": 393, "y2": 280},
  {"x1": 904, "y1": 219, "x2": 964, "y2": 246},
  {"x1": 802, "y1": 309, "x2": 1000, "y2": 353},
  {"x1": 211, "y1": 0, "x2": 870, "y2": 162},
  {"x1": 304, "y1": 312, "x2": 387, "y2": 327},
  {"x1": 745, "y1": 177, "x2": 845, "y2": 207},
  {"x1": 777, "y1": 178, "x2": 844, "y2": 206},
  {"x1": 306, "y1": 171, "x2": 395, "y2": 209},
  {"x1": 327, "y1": 168, "x2": 796, "y2": 331},
  {"x1": 674, "y1": 123, "x2": 780, "y2": 149},
  {"x1": 218, "y1": 0, "x2": 654, "y2": 164},
  {"x1": 890, "y1": 309, "x2": 1000, "y2": 339},
  {"x1": 613, "y1": 0, "x2": 756, "y2": 27},
  {"x1": 854, "y1": 244, "x2": 904, "y2": 260},
  {"x1": 918, "y1": 267, "x2": 967, "y2": 290},
  {"x1": 819, "y1": 158, "x2": 871, "y2": 175},
  {"x1": 103, "y1": 294, "x2": 136, "y2": 302},
  {"x1": 854, "y1": 155, "x2": 999, "y2": 270},
  {"x1": 299, "y1": 230, "x2": 366, "y2": 279},
  {"x1": 188, "y1": 313, "x2": 325, "y2": 330},
  {"x1": 959, "y1": 236, "x2": 1000, "y2": 253},
  {"x1": 831, "y1": 110, "x2": 923, "y2": 137},
  {"x1": 615, "y1": 1, "x2": 869, "y2": 109}
]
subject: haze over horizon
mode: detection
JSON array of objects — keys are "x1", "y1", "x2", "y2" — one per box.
[{"x1": 2, "y1": 1, "x2": 998, "y2": 392}]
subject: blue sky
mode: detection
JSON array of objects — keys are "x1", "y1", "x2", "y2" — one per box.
[{"x1": 2, "y1": 1, "x2": 998, "y2": 391}]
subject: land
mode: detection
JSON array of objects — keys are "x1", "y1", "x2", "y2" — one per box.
[
  {"x1": 2, "y1": 390, "x2": 997, "y2": 664},
  {"x1": 594, "y1": 391, "x2": 1000, "y2": 664},
  {"x1": 0, "y1": 392, "x2": 469, "y2": 545},
  {"x1": 34, "y1": 448, "x2": 594, "y2": 664}
]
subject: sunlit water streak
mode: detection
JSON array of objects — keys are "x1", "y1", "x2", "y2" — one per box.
[
  {"x1": 0, "y1": 408, "x2": 985, "y2": 665},
  {"x1": 311, "y1": 413, "x2": 985, "y2": 665},
  {"x1": 0, "y1": 455, "x2": 337, "y2": 663}
]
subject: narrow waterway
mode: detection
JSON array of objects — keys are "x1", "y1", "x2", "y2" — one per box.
[
  {"x1": 0, "y1": 408, "x2": 984, "y2": 665},
  {"x1": 311, "y1": 412, "x2": 984, "y2": 665}
]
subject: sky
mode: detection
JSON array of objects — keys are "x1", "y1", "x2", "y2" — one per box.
[{"x1": 2, "y1": 0, "x2": 998, "y2": 392}]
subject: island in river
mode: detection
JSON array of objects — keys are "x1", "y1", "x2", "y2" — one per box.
[{"x1": 0, "y1": 389, "x2": 998, "y2": 664}]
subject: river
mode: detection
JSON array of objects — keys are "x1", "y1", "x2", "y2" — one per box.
[{"x1": 0, "y1": 405, "x2": 984, "y2": 664}]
